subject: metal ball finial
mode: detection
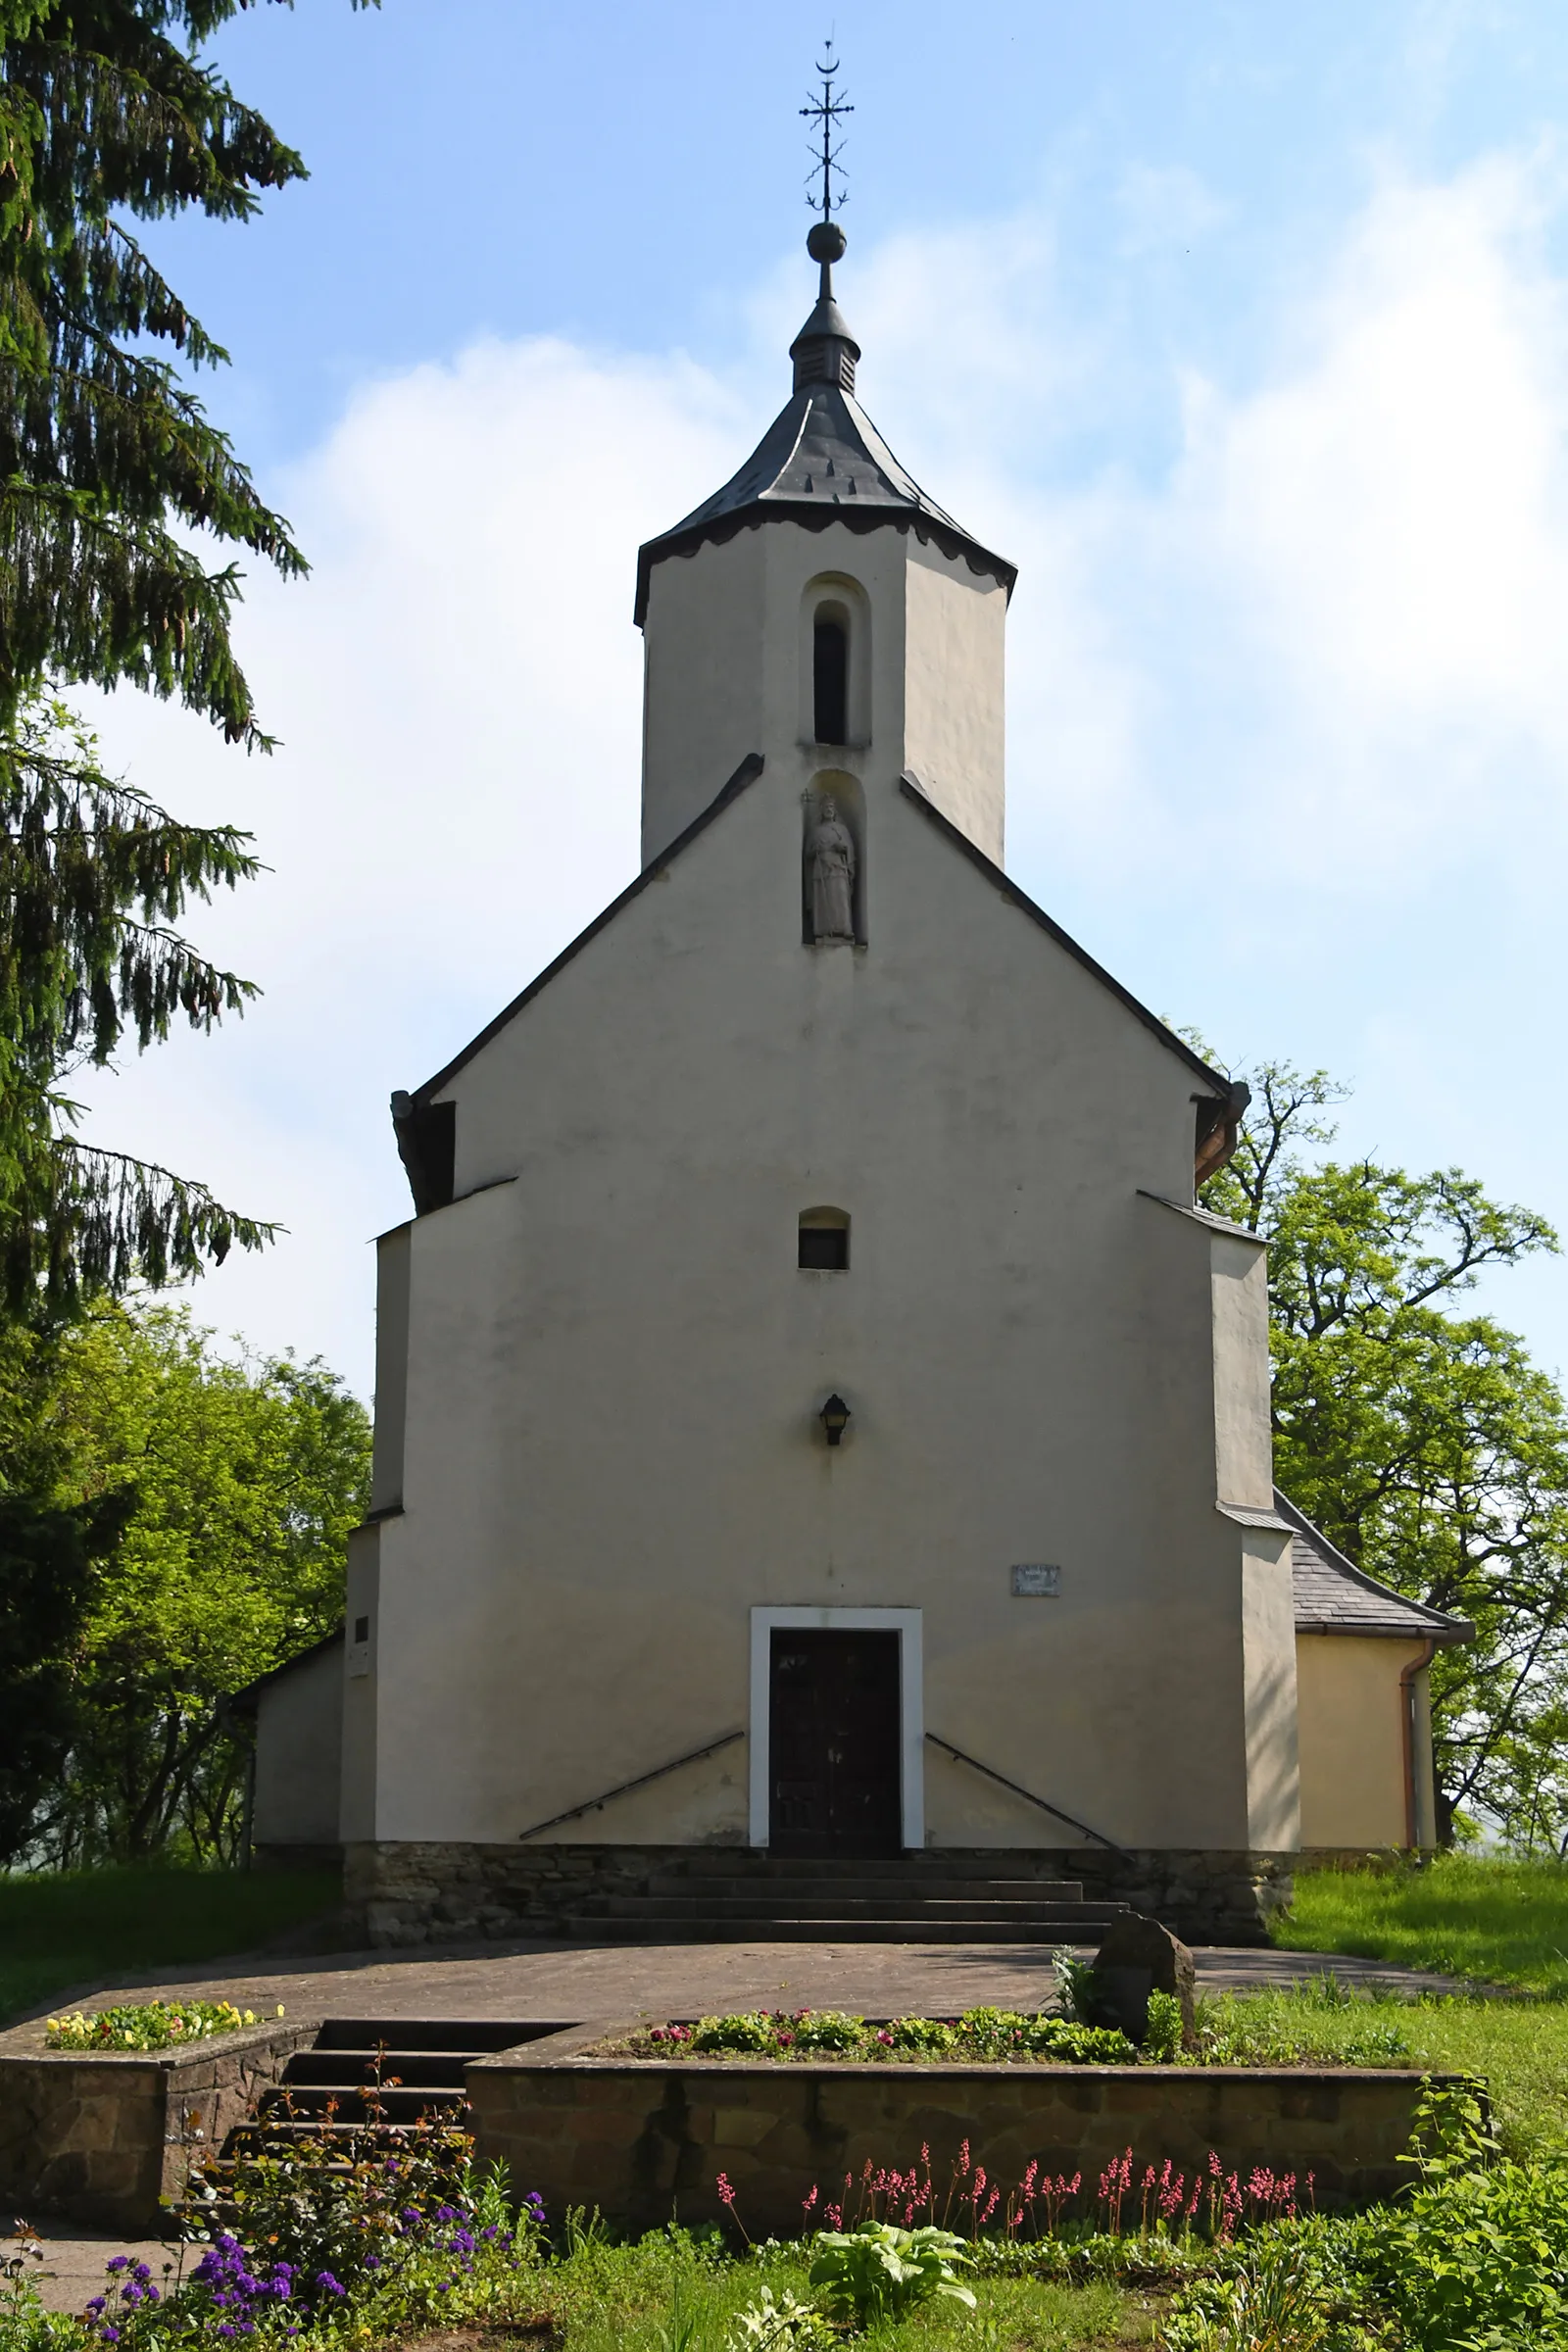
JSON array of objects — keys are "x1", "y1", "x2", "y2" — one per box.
[{"x1": 808, "y1": 220, "x2": 847, "y2": 265}]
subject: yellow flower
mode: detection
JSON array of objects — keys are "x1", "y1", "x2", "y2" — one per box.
[{"x1": 276, "y1": 2005, "x2": 286, "y2": 2018}]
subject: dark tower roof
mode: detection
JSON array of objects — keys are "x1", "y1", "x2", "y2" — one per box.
[{"x1": 634, "y1": 225, "x2": 1016, "y2": 625}]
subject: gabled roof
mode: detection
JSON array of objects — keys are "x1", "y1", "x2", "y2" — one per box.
[
  {"x1": 898, "y1": 776, "x2": 1238, "y2": 1102},
  {"x1": 229, "y1": 1627, "x2": 344, "y2": 1714},
  {"x1": 405, "y1": 752, "x2": 765, "y2": 1115},
  {"x1": 396, "y1": 753, "x2": 1239, "y2": 1213},
  {"x1": 1280, "y1": 1491, "x2": 1473, "y2": 1643}
]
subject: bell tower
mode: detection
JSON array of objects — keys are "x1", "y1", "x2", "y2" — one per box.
[{"x1": 635, "y1": 54, "x2": 1016, "y2": 872}]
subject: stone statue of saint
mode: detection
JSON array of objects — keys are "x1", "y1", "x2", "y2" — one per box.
[{"x1": 807, "y1": 796, "x2": 857, "y2": 943}]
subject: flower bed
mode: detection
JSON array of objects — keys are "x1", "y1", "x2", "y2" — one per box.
[
  {"x1": 45, "y1": 1999, "x2": 286, "y2": 2052},
  {"x1": 595, "y1": 1998, "x2": 1415, "y2": 2069}
]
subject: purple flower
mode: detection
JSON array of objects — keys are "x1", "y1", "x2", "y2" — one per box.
[
  {"x1": 106, "y1": 2258, "x2": 129, "y2": 2276},
  {"x1": 315, "y1": 2272, "x2": 346, "y2": 2298},
  {"x1": 86, "y1": 2298, "x2": 106, "y2": 2316}
]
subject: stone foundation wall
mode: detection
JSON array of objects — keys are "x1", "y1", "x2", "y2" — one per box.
[
  {"x1": 344, "y1": 1842, "x2": 1293, "y2": 1948},
  {"x1": 467, "y1": 2036, "x2": 1447, "y2": 2232},
  {"x1": 0, "y1": 2024, "x2": 312, "y2": 2231}
]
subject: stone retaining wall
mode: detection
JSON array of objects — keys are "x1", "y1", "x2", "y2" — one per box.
[
  {"x1": 0, "y1": 2024, "x2": 312, "y2": 2231},
  {"x1": 466, "y1": 2030, "x2": 1447, "y2": 2233},
  {"x1": 344, "y1": 1842, "x2": 1293, "y2": 1947}
]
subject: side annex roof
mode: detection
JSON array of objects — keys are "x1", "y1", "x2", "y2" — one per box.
[
  {"x1": 390, "y1": 756, "x2": 1243, "y2": 1214},
  {"x1": 1280, "y1": 1491, "x2": 1472, "y2": 1643}
]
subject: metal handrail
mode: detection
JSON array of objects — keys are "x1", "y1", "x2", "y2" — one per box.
[
  {"x1": 516, "y1": 1729, "x2": 745, "y2": 1842},
  {"x1": 925, "y1": 1731, "x2": 1121, "y2": 1850}
]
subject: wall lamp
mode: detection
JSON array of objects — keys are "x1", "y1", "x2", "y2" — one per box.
[{"x1": 819, "y1": 1393, "x2": 852, "y2": 1447}]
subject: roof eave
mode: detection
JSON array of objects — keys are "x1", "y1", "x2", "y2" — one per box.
[
  {"x1": 635, "y1": 503, "x2": 1017, "y2": 627},
  {"x1": 899, "y1": 777, "x2": 1236, "y2": 1102}
]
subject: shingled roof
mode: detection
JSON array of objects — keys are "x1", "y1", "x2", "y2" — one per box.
[
  {"x1": 633, "y1": 244, "x2": 1014, "y2": 625},
  {"x1": 1280, "y1": 1491, "x2": 1472, "y2": 1643}
]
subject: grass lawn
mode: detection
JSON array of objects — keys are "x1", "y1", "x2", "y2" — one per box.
[
  {"x1": 1275, "y1": 1855, "x2": 1568, "y2": 2159},
  {"x1": 533, "y1": 2238, "x2": 1151, "y2": 2349},
  {"x1": 0, "y1": 1865, "x2": 340, "y2": 2029},
  {"x1": 1280, "y1": 1852, "x2": 1568, "y2": 1994}
]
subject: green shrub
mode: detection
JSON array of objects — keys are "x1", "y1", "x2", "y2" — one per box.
[
  {"x1": 807, "y1": 2223, "x2": 975, "y2": 2328},
  {"x1": 785, "y1": 2010, "x2": 861, "y2": 2053},
  {"x1": 691, "y1": 2012, "x2": 777, "y2": 2052},
  {"x1": 1142, "y1": 1990, "x2": 1185, "y2": 2061},
  {"x1": 883, "y1": 2014, "x2": 956, "y2": 2054}
]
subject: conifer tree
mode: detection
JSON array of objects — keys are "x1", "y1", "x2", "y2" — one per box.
[
  {"x1": 2, "y1": 0, "x2": 371, "y2": 745},
  {"x1": 1, "y1": 692, "x2": 274, "y2": 1307},
  {"x1": 0, "y1": 2, "x2": 370, "y2": 1301}
]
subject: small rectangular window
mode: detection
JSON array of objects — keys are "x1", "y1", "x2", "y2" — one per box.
[
  {"x1": 354, "y1": 1614, "x2": 369, "y2": 1643},
  {"x1": 799, "y1": 1226, "x2": 849, "y2": 1271}
]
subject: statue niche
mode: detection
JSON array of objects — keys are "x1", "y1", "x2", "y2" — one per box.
[{"x1": 804, "y1": 790, "x2": 859, "y2": 945}]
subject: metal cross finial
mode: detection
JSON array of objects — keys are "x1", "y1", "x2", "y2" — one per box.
[{"x1": 801, "y1": 43, "x2": 852, "y2": 222}]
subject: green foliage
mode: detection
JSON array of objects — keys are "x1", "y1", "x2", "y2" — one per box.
[
  {"x1": 0, "y1": 696, "x2": 271, "y2": 1310},
  {"x1": 782, "y1": 2009, "x2": 860, "y2": 2052},
  {"x1": 0, "y1": 1485, "x2": 122, "y2": 1855},
  {"x1": 691, "y1": 2010, "x2": 777, "y2": 2052},
  {"x1": 0, "y1": 1296, "x2": 369, "y2": 1864},
  {"x1": 0, "y1": 1862, "x2": 336, "y2": 2026},
  {"x1": 807, "y1": 2223, "x2": 976, "y2": 2328},
  {"x1": 44, "y1": 1992, "x2": 272, "y2": 2047},
  {"x1": 638, "y1": 2005, "x2": 1138, "y2": 2065},
  {"x1": 1198, "y1": 1051, "x2": 1568, "y2": 1847},
  {"x1": 0, "y1": 0, "x2": 373, "y2": 744},
  {"x1": 1165, "y1": 2078, "x2": 1568, "y2": 2351},
  {"x1": 1053, "y1": 1942, "x2": 1100, "y2": 2023},
  {"x1": 885, "y1": 2013, "x2": 956, "y2": 2053},
  {"x1": 1143, "y1": 1988, "x2": 1185, "y2": 2061},
  {"x1": 1161, "y1": 2230, "x2": 1349, "y2": 2352},
  {"x1": 725, "y1": 2283, "x2": 832, "y2": 2349}
]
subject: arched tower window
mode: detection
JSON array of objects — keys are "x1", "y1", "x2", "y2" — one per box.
[
  {"x1": 799, "y1": 1206, "x2": 850, "y2": 1271},
  {"x1": 813, "y1": 614, "x2": 849, "y2": 745}
]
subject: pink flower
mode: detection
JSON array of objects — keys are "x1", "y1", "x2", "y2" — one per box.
[{"x1": 716, "y1": 2174, "x2": 736, "y2": 2209}]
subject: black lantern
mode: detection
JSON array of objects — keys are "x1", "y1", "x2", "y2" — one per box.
[{"x1": 819, "y1": 1392, "x2": 852, "y2": 1446}]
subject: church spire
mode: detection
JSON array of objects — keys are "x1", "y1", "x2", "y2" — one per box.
[{"x1": 792, "y1": 47, "x2": 860, "y2": 394}]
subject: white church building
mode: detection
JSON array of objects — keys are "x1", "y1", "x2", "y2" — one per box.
[{"x1": 247, "y1": 217, "x2": 1466, "y2": 1947}]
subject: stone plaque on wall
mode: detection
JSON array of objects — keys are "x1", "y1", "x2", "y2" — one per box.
[{"x1": 1010, "y1": 1564, "x2": 1061, "y2": 1596}]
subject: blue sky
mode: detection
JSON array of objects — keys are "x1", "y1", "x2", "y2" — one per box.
[{"x1": 76, "y1": 0, "x2": 1568, "y2": 1395}]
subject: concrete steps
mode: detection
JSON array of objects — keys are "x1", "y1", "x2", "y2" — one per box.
[{"x1": 556, "y1": 1855, "x2": 1131, "y2": 1945}]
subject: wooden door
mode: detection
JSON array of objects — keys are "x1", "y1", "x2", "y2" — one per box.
[{"x1": 768, "y1": 1629, "x2": 902, "y2": 1857}]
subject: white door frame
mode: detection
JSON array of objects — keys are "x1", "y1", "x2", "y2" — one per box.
[{"x1": 749, "y1": 1606, "x2": 924, "y2": 1850}]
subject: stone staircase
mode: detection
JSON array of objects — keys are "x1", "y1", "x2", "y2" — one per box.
[
  {"x1": 554, "y1": 1852, "x2": 1132, "y2": 1943},
  {"x1": 230, "y1": 2018, "x2": 561, "y2": 2150}
]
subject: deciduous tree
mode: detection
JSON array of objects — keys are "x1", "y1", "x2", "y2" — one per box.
[
  {"x1": 0, "y1": 1298, "x2": 369, "y2": 1865},
  {"x1": 1200, "y1": 1057, "x2": 1568, "y2": 1848}
]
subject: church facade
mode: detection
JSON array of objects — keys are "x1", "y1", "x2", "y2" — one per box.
[{"x1": 248, "y1": 224, "x2": 1467, "y2": 1945}]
